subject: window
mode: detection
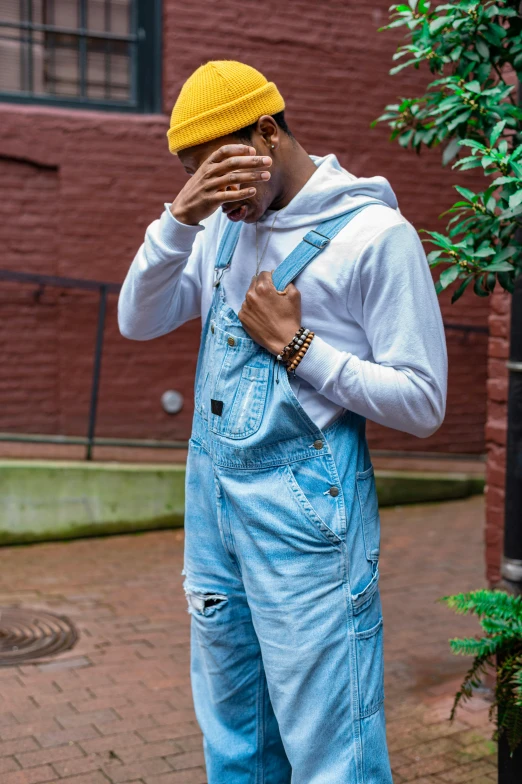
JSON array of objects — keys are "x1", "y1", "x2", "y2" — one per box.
[{"x1": 0, "y1": 1, "x2": 161, "y2": 112}]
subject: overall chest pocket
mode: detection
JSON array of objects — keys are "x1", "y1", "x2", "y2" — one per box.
[
  {"x1": 209, "y1": 361, "x2": 270, "y2": 439},
  {"x1": 198, "y1": 326, "x2": 271, "y2": 440}
]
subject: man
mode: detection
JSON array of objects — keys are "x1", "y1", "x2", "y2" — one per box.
[{"x1": 119, "y1": 60, "x2": 447, "y2": 783}]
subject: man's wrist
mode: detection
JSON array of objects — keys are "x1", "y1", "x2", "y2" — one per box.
[
  {"x1": 170, "y1": 203, "x2": 200, "y2": 226},
  {"x1": 269, "y1": 324, "x2": 305, "y2": 358}
]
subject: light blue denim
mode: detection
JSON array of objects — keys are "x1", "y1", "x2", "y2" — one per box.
[{"x1": 183, "y1": 205, "x2": 393, "y2": 783}]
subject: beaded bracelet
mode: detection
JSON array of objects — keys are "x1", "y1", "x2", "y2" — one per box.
[
  {"x1": 287, "y1": 331, "x2": 315, "y2": 374},
  {"x1": 277, "y1": 327, "x2": 310, "y2": 363}
]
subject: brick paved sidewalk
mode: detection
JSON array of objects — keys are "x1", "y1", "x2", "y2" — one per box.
[{"x1": 0, "y1": 494, "x2": 495, "y2": 783}]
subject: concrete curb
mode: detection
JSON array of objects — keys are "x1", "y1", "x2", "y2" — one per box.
[
  {"x1": 0, "y1": 460, "x2": 185, "y2": 545},
  {"x1": 375, "y1": 470, "x2": 484, "y2": 508},
  {"x1": 0, "y1": 460, "x2": 484, "y2": 545}
]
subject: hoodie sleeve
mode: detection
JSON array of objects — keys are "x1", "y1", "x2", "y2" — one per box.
[
  {"x1": 118, "y1": 205, "x2": 206, "y2": 341},
  {"x1": 295, "y1": 221, "x2": 448, "y2": 438}
]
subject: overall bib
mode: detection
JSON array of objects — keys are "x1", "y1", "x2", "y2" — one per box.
[{"x1": 183, "y1": 204, "x2": 393, "y2": 784}]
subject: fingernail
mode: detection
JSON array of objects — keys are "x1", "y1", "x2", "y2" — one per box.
[
  {"x1": 249, "y1": 188, "x2": 256, "y2": 194},
  {"x1": 262, "y1": 157, "x2": 272, "y2": 165},
  {"x1": 260, "y1": 172, "x2": 270, "y2": 180}
]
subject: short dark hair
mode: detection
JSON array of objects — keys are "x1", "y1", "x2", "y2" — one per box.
[{"x1": 232, "y1": 111, "x2": 294, "y2": 143}]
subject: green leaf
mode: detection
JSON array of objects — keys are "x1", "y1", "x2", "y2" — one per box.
[
  {"x1": 493, "y1": 247, "x2": 516, "y2": 264},
  {"x1": 485, "y1": 273, "x2": 496, "y2": 293},
  {"x1": 466, "y1": 80, "x2": 482, "y2": 95},
  {"x1": 474, "y1": 247, "x2": 495, "y2": 259},
  {"x1": 451, "y1": 275, "x2": 473, "y2": 303},
  {"x1": 459, "y1": 139, "x2": 486, "y2": 152},
  {"x1": 430, "y1": 16, "x2": 450, "y2": 35},
  {"x1": 442, "y1": 137, "x2": 461, "y2": 166},
  {"x1": 476, "y1": 39, "x2": 489, "y2": 59},
  {"x1": 490, "y1": 121, "x2": 506, "y2": 147},
  {"x1": 427, "y1": 250, "x2": 442, "y2": 264},
  {"x1": 485, "y1": 262, "x2": 515, "y2": 272},
  {"x1": 457, "y1": 158, "x2": 484, "y2": 171},
  {"x1": 398, "y1": 129, "x2": 414, "y2": 147},
  {"x1": 447, "y1": 111, "x2": 472, "y2": 132},
  {"x1": 476, "y1": 62, "x2": 491, "y2": 84},
  {"x1": 509, "y1": 191, "x2": 522, "y2": 209},
  {"x1": 494, "y1": 176, "x2": 520, "y2": 186},
  {"x1": 454, "y1": 186, "x2": 477, "y2": 202},
  {"x1": 499, "y1": 204, "x2": 522, "y2": 220},
  {"x1": 474, "y1": 276, "x2": 490, "y2": 297},
  {"x1": 498, "y1": 272, "x2": 515, "y2": 293},
  {"x1": 390, "y1": 58, "x2": 422, "y2": 75},
  {"x1": 425, "y1": 231, "x2": 453, "y2": 249},
  {"x1": 439, "y1": 265, "x2": 460, "y2": 290}
]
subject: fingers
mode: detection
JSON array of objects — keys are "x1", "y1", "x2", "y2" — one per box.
[
  {"x1": 256, "y1": 274, "x2": 300, "y2": 300},
  {"x1": 214, "y1": 169, "x2": 271, "y2": 190},
  {"x1": 206, "y1": 145, "x2": 272, "y2": 177},
  {"x1": 212, "y1": 155, "x2": 272, "y2": 176},
  {"x1": 213, "y1": 186, "x2": 257, "y2": 204},
  {"x1": 209, "y1": 144, "x2": 256, "y2": 163}
]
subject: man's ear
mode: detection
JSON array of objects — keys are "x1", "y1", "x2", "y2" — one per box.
[{"x1": 257, "y1": 115, "x2": 280, "y2": 152}]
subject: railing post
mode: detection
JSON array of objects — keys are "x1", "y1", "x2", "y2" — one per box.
[{"x1": 86, "y1": 285, "x2": 107, "y2": 461}]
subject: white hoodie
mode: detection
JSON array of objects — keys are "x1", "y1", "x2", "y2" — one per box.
[{"x1": 118, "y1": 154, "x2": 447, "y2": 438}]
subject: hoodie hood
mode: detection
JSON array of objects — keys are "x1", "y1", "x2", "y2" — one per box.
[{"x1": 258, "y1": 153, "x2": 398, "y2": 229}]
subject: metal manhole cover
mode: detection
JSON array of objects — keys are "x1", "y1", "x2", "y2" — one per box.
[{"x1": 0, "y1": 608, "x2": 78, "y2": 666}]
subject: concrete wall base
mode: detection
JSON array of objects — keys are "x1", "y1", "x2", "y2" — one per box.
[{"x1": 0, "y1": 461, "x2": 484, "y2": 546}]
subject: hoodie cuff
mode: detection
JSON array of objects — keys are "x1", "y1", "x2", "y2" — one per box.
[
  {"x1": 161, "y1": 203, "x2": 204, "y2": 251},
  {"x1": 295, "y1": 335, "x2": 353, "y2": 391}
]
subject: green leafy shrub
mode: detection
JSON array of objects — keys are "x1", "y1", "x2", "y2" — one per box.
[
  {"x1": 442, "y1": 589, "x2": 522, "y2": 752},
  {"x1": 375, "y1": 0, "x2": 522, "y2": 301}
]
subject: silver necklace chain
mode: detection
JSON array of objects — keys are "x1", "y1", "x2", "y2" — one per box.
[{"x1": 255, "y1": 210, "x2": 280, "y2": 277}]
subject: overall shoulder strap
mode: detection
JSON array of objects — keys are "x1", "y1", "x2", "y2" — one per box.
[
  {"x1": 215, "y1": 219, "x2": 242, "y2": 270},
  {"x1": 271, "y1": 201, "x2": 384, "y2": 292}
]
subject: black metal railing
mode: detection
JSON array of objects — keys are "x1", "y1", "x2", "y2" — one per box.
[
  {"x1": 0, "y1": 269, "x2": 190, "y2": 459},
  {"x1": 0, "y1": 269, "x2": 490, "y2": 460}
]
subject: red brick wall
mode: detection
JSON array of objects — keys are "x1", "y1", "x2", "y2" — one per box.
[
  {"x1": 485, "y1": 291, "x2": 510, "y2": 584},
  {"x1": 0, "y1": 0, "x2": 489, "y2": 451}
]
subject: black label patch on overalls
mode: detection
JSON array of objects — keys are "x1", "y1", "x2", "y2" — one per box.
[{"x1": 211, "y1": 399, "x2": 224, "y2": 416}]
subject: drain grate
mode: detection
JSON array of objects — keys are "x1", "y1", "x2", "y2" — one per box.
[{"x1": 0, "y1": 608, "x2": 78, "y2": 666}]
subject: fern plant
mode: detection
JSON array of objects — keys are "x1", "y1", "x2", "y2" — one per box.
[{"x1": 442, "y1": 589, "x2": 522, "y2": 752}]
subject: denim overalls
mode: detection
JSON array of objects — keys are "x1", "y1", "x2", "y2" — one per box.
[{"x1": 183, "y1": 204, "x2": 393, "y2": 784}]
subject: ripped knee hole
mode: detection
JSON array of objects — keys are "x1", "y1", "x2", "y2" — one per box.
[{"x1": 185, "y1": 588, "x2": 228, "y2": 617}]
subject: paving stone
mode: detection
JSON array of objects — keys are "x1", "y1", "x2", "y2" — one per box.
[
  {"x1": 0, "y1": 495, "x2": 495, "y2": 782},
  {"x1": 101, "y1": 757, "x2": 171, "y2": 782},
  {"x1": 1, "y1": 767, "x2": 56, "y2": 784}
]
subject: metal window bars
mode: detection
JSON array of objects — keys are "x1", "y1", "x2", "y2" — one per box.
[{"x1": 0, "y1": 0, "x2": 161, "y2": 111}]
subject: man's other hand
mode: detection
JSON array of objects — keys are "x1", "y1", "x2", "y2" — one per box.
[{"x1": 238, "y1": 271, "x2": 301, "y2": 356}]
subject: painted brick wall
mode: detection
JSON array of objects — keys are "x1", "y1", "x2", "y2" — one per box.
[
  {"x1": 485, "y1": 291, "x2": 510, "y2": 584},
  {"x1": 0, "y1": 0, "x2": 489, "y2": 452}
]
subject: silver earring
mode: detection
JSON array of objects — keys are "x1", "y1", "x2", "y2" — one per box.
[{"x1": 271, "y1": 144, "x2": 275, "y2": 149}]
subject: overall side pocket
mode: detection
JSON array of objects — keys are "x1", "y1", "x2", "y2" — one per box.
[
  {"x1": 281, "y1": 463, "x2": 343, "y2": 547},
  {"x1": 351, "y1": 569, "x2": 384, "y2": 719},
  {"x1": 355, "y1": 618, "x2": 385, "y2": 718},
  {"x1": 356, "y1": 465, "x2": 380, "y2": 562}
]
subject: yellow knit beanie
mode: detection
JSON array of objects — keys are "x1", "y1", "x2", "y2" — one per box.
[{"x1": 167, "y1": 61, "x2": 285, "y2": 155}]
